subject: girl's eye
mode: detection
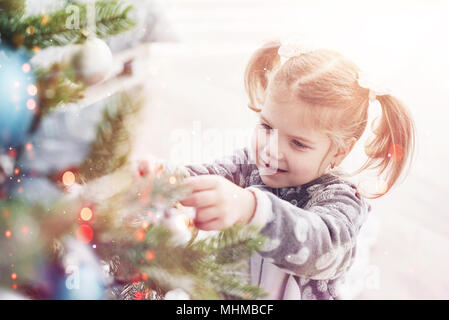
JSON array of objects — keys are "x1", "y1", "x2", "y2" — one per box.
[
  {"x1": 260, "y1": 123, "x2": 272, "y2": 131},
  {"x1": 292, "y1": 140, "x2": 307, "y2": 149}
]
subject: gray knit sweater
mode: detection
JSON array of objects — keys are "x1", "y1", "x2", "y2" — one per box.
[{"x1": 184, "y1": 147, "x2": 371, "y2": 300}]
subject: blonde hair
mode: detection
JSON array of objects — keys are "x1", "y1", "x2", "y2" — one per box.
[{"x1": 244, "y1": 39, "x2": 416, "y2": 199}]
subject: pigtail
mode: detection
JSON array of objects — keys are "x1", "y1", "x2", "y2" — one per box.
[
  {"x1": 244, "y1": 40, "x2": 281, "y2": 112},
  {"x1": 356, "y1": 94, "x2": 416, "y2": 199}
]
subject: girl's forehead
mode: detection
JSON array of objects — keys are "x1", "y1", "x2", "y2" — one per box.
[
  {"x1": 261, "y1": 104, "x2": 328, "y2": 144},
  {"x1": 264, "y1": 94, "x2": 315, "y2": 127}
]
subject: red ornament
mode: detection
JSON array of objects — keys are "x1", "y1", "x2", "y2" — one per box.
[
  {"x1": 8, "y1": 148, "x2": 16, "y2": 158},
  {"x1": 76, "y1": 224, "x2": 94, "y2": 244},
  {"x1": 134, "y1": 291, "x2": 144, "y2": 300}
]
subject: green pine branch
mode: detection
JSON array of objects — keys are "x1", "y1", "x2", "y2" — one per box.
[
  {"x1": 107, "y1": 225, "x2": 268, "y2": 300},
  {"x1": 0, "y1": 0, "x2": 136, "y2": 50},
  {"x1": 1, "y1": 164, "x2": 269, "y2": 300},
  {"x1": 192, "y1": 224, "x2": 265, "y2": 265},
  {"x1": 77, "y1": 92, "x2": 143, "y2": 183},
  {"x1": 35, "y1": 63, "x2": 85, "y2": 115},
  {"x1": 117, "y1": 224, "x2": 267, "y2": 299},
  {"x1": 0, "y1": 0, "x2": 26, "y2": 18}
]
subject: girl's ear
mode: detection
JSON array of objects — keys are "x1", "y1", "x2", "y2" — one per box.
[{"x1": 333, "y1": 137, "x2": 357, "y2": 166}]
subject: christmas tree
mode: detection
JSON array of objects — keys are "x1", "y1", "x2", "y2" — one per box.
[{"x1": 0, "y1": 0, "x2": 267, "y2": 300}]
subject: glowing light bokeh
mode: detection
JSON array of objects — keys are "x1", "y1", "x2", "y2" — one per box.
[
  {"x1": 135, "y1": 230, "x2": 146, "y2": 242},
  {"x1": 26, "y1": 84, "x2": 37, "y2": 96},
  {"x1": 142, "y1": 221, "x2": 150, "y2": 229},
  {"x1": 169, "y1": 176, "x2": 177, "y2": 184},
  {"x1": 26, "y1": 99, "x2": 36, "y2": 110},
  {"x1": 21, "y1": 226, "x2": 29, "y2": 234},
  {"x1": 145, "y1": 250, "x2": 155, "y2": 261},
  {"x1": 80, "y1": 207, "x2": 93, "y2": 221},
  {"x1": 62, "y1": 171, "x2": 76, "y2": 186},
  {"x1": 21, "y1": 63, "x2": 31, "y2": 73}
]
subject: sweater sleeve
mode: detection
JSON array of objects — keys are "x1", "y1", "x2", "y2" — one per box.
[
  {"x1": 183, "y1": 148, "x2": 251, "y2": 187},
  {"x1": 245, "y1": 183, "x2": 370, "y2": 280}
]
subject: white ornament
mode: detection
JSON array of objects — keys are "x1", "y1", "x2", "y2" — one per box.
[
  {"x1": 161, "y1": 208, "x2": 195, "y2": 246},
  {"x1": 164, "y1": 288, "x2": 190, "y2": 300},
  {"x1": 70, "y1": 37, "x2": 113, "y2": 85}
]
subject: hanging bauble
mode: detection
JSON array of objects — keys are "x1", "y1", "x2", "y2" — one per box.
[
  {"x1": 161, "y1": 207, "x2": 196, "y2": 246},
  {"x1": 70, "y1": 37, "x2": 113, "y2": 85},
  {"x1": 164, "y1": 288, "x2": 190, "y2": 300},
  {"x1": 0, "y1": 44, "x2": 37, "y2": 151},
  {"x1": 51, "y1": 238, "x2": 106, "y2": 300}
]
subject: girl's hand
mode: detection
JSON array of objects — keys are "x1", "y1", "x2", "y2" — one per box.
[{"x1": 179, "y1": 175, "x2": 256, "y2": 231}]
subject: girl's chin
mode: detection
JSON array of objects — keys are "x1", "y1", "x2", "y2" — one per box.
[{"x1": 260, "y1": 174, "x2": 289, "y2": 188}]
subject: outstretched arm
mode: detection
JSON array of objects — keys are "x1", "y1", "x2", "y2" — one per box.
[
  {"x1": 246, "y1": 183, "x2": 370, "y2": 280},
  {"x1": 183, "y1": 148, "x2": 251, "y2": 188}
]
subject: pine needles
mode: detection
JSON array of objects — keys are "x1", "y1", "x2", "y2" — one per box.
[
  {"x1": 0, "y1": 0, "x2": 136, "y2": 50},
  {"x1": 78, "y1": 92, "x2": 143, "y2": 182}
]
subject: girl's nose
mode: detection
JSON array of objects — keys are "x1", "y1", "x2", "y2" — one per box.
[{"x1": 263, "y1": 143, "x2": 285, "y2": 162}]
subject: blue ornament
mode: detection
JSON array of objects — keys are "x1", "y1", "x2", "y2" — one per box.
[
  {"x1": 55, "y1": 264, "x2": 106, "y2": 300},
  {"x1": 50, "y1": 239, "x2": 106, "y2": 300},
  {"x1": 0, "y1": 44, "x2": 37, "y2": 151}
]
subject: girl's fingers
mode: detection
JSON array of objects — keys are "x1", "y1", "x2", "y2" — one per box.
[
  {"x1": 182, "y1": 175, "x2": 219, "y2": 192},
  {"x1": 180, "y1": 190, "x2": 218, "y2": 209},
  {"x1": 194, "y1": 218, "x2": 222, "y2": 231},
  {"x1": 195, "y1": 206, "x2": 220, "y2": 223}
]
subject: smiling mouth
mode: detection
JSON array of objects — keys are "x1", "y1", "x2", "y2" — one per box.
[{"x1": 262, "y1": 162, "x2": 288, "y2": 174}]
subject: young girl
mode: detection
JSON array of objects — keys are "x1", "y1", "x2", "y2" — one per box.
[{"x1": 179, "y1": 37, "x2": 416, "y2": 300}]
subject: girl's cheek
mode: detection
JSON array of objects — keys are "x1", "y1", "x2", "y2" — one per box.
[{"x1": 250, "y1": 128, "x2": 263, "y2": 164}]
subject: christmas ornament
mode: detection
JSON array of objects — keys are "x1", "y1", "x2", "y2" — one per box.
[
  {"x1": 161, "y1": 207, "x2": 196, "y2": 246},
  {"x1": 0, "y1": 44, "x2": 37, "y2": 151},
  {"x1": 51, "y1": 238, "x2": 106, "y2": 300},
  {"x1": 164, "y1": 288, "x2": 190, "y2": 300},
  {"x1": 69, "y1": 37, "x2": 114, "y2": 85}
]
